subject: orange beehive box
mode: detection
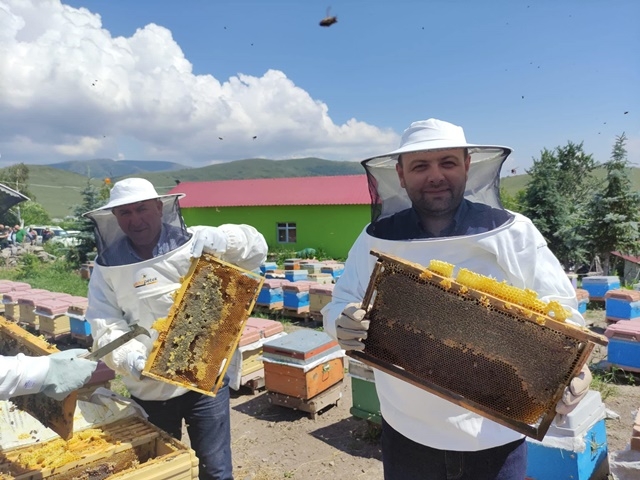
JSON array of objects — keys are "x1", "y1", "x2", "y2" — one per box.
[{"x1": 264, "y1": 357, "x2": 344, "y2": 400}]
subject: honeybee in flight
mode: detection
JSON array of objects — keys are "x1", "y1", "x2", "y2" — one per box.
[{"x1": 319, "y1": 7, "x2": 337, "y2": 27}]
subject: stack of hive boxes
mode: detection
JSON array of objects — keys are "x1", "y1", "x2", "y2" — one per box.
[
  {"x1": 259, "y1": 261, "x2": 278, "y2": 275},
  {"x1": 0, "y1": 281, "x2": 32, "y2": 320},
  {"x1": 36, "y1": 295, "x2": 88, "y2": 342},
  {"x1": 603, "y1": 290, "x2": 640, "y2": 371},
  {"x1": 309, "y1": 283, "x2": 334, "y2": 320},
  {"x1": 575, "y1": 288, "x2": 589, "y2": 314},
  {"x1": 263, "y1": 329, "x2": 345, "y2": 417},
  {"x1": 300, "y1": 261, "x2": 323, "y2": 275},
  {"x1": 525, "y1": 391, "x2": 609, "y2": 480},
  {"x1": 284, "y1": 258, "x2": 308, "y2": 282},
  {"x1": 581, "y1": 275, "x2": 621, "y2": 302},
  {"x1": 68, "y1": 297, "x2": 91, "y2": 345},
  {"x1": 228, "y1": 317, "x2": 286, "y2": 392},
  {"x1": 320, "y1": 262, "x2": 344, "y2": 282},
  {"x1": 256, "y1": 279, "x2": 289, "y2": 310},
  {"x1": 16, "y1": 289, "x2": 60, "y2": 331},
  {"x1": 307, "y1": 272, "x2": 333, "y2": 284},
  {"x1": 282, "y1": 281, "x2": 316, "y2": 315}
]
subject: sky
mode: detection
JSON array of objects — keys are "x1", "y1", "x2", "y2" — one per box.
[{"x1": 0, "y1": 0, "x2": 638, "y2": 176}]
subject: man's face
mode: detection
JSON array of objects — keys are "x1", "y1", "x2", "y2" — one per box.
[
  {"x1": 112, "y1": 199, "x2": 163, "y2": 249},
  {"x1": 396, "y1": 148, "x2": 470, "y2": 218}
]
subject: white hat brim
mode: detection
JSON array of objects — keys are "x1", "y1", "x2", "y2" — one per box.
[{"x1": 83, "y1": 192, "x2": 185, "y2": 218}]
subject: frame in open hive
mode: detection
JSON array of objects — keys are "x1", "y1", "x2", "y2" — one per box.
[
  {"x1": 143, "y1": 254, "x2": 264, "y2": 396},
  {"x1": 0, "y1": 416, "x2": 198, "y2": 479},
  {"x1": 349, "y1": 250, "x2": 608, "y2": 440},
  {"x1": 0, "y1": 318, "x2": 76, "y2": 440}
]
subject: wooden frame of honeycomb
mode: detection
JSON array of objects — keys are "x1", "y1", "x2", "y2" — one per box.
[
  {"x1": 0, "y1": 416, "x2": 198, "y2": 479},
  {"x1": 350, "y1": 250, "x2": 608, "y2": 440},
  {"x1": 143, "y1": 254, "x2": 264, "y2": 396},
  {"x1": 0, "y1": 317, "x2": 77, "y2": 440}
]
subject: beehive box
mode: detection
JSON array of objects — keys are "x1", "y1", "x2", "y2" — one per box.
[
  {"x1": 263, "y1": 329, "x2": 344, "y2": 400},
  {"x1": 36, "y1": 299, "x2": 75, "y2": 337},
  {"x1": 350, "y1": 250, "x2": 608, "y2": 440},
  {"x1": 309, "y1": 284, "x2": 334, "y2": 314},
  {"x1": 581, "y1": 275, "x2": 620, "y2": 301},
  {"x1": 604, "y1": 319, "x2": 640, "y2": 369},
  {"x1": 605, "y1": 289, "x2": 640, "y2": 322},
  {"x1": 144, "y1": 254, "x2": 263, "y2": 397},
  {"x1": 0, "y1": 415, "x2": 198, "y2": 479},
  {"x1": 0, "y1": 317, "x2": 77, "y2": 439}
]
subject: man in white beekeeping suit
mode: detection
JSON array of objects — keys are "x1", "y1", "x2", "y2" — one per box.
[
  {"x1": 322, "y1": 119, "x2": 592, "y2": 480},
  {"x1": 84, "y1": 178, "x2": 267, "y2": 480}
]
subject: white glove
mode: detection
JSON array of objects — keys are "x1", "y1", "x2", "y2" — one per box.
[
  {"x1": 336, "y1": 303, "x2": 369, "y2": 351},
  {"x1": 190, "y1": 227, "x2": 228, "y2": 258},
  {"x1": 126, "y1": 350, "x2": 147, "y2": 380},
  {"x1": 41, "y1": 349, "x2": 98, "y2": 401},
  {"x1": 556, "y1": 364, "x2": 592, "y2": 415}
]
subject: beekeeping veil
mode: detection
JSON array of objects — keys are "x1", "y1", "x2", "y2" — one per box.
[
  {"x1": 362, "y1": 119, "x2": 512, "y2": 223},
  {"x1": 83, "y1": 178, "x2": 188, "y2": 264}
]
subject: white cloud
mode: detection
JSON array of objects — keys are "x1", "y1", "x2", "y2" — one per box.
[{"x1": 0, "y1": 0, "x2": 399, "y2": 166}]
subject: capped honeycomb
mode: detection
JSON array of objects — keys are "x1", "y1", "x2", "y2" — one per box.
[
  {"x1": 0, "y1": 416, "x2": 198, "y2": 479},
  {"x1": 0, "y1": 317, "x2": 77, "y2": 440},
  {"x1": 144, "y1": 254, "x2": 264, "y2": 396},
  {"x1": 351, "y1": 250, "x2": 608, "y2": 440}
]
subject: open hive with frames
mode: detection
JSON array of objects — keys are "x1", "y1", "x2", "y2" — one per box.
[
  {"x1": 143, "y1": 254, "x2": 264, "y2": 396},
  {"x1": 349, "y1": 250, "x2": 608, "y2": 440},
  {"x1": 0, "y1": 318, "x2": 77, "y2": 440}
]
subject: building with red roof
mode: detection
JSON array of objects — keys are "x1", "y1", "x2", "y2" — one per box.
[{"x1": 168, "y1": 175, "x2": 371, "y2": 259}]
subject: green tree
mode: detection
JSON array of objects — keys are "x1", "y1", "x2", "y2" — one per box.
[
  {"x1": 522, "y1": 142, "x2": 597, "y2": 269},
  {"x1": 0, "y1": 163, "x2": 33, "y2": 199},
  {"x1": 20, "y1": 201, "x2": 51, "y2": 225},
  {"x1": 500, "y1": 187, "x2": 526, "y2": 213},
  {"x1": 66, "y1": 180, "x2": 101, "y2": 266},
  {"x1": 585, "y1": 133, "x2": 640, "y2": 274}
]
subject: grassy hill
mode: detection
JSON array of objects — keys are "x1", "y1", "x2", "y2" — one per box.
[
  {"x1": 49, "y1": 159, "x2": 188, "y2": 179},
  {"x1": 6, "y1": 158, "x2": 639, "y2": 219}
]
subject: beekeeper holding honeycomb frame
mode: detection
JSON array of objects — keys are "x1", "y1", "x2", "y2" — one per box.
[
  {"x1": 83, "y1": 178, "x2": 267, "y2": 480},
  {"x1": 323, "y1": 119, "x2": 591, "y2": 480}
]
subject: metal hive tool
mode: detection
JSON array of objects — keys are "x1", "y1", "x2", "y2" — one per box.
[
  {"x1": 0, "y1": 318, "x2": 77, "y2": 440},
  {"x1": 349, "y1": 250, "x2": 608, "y2": 440},
  {"x1": 143, "y1": 254, "x2": 264, "y2": 396}
]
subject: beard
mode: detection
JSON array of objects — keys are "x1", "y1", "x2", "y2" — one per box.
[{"x1": 409, "y1": 188, "x2": 464, "y2": 219}]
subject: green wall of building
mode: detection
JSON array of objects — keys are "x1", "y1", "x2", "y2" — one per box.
[{"x1": 181, "y1": 204, "x2": 370, "y2": 259}]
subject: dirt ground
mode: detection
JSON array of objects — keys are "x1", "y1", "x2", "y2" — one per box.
[{"x1": 203, "y1": 308, "x2": 640, "y2": 480}]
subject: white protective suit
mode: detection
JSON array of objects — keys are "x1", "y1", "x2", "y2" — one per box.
[
  {"x1": 322, "y1": 128, "x2": 584, "y2": 452},
  {"x1": 0, "y1": 354, "x2": 48, "y2": 400},
  {"x1": 86, "y1": 224, "x2": 266, "y2": 401}
]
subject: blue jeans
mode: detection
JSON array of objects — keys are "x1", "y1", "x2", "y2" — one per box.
[
  {"x1": 132, "y1": 377, "x2": 233, "y2": 480},
  {"x1": 381, "y1": 418, "x2": 527, "y2": 480}
]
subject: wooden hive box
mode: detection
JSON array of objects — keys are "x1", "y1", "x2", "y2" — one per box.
[
  {"x1": 144, "y1": 254, "x2": 264, "y2": 396},
  {"x1": 350, "y1": 250, "x2": 609, "y2": 440},
  {"x1": 0, "y1": 416, "x2": 198, "y2": 479},
  {"x1": 0, "y1": 317, "x2": 77, "y2": 439},
  {"x1": 263, "y1": 329, "x2": 344, "y2": 400}
]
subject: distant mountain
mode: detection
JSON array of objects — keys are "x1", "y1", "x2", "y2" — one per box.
[{"x1": 48, "y1": 159, "x2": 188, "y2": 179}]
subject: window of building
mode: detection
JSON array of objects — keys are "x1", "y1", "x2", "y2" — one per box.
[{"x1": 277, "y1": 222, "x2": 297, "y2": 243}]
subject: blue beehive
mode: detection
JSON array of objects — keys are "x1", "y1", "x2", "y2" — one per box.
[
  {"x1": 256, "y1": 279, "x2": 288, "y2": 307},
  {"x1": 526, "y1": 391, "x2": 608, "y2": 480},
  {"x1": 605, "y1": 289, "x2": 640, "y2": 321},
  {"x1": 283, "y1": 283, "x2": 311, "y2": 309},
  {"x1": 605, "y1": 319, "x2": 640, "y2": 369},
  {"x1": 321, "y1": 264, "x2": 344, "y2": 281},
  {"x1": 576, "y1": 288, "x2": 589, "y2": 314},
  {"x1": 260, "y1": 262, "x2": 278, "y2": 274},
  {"x1": 581, "y1": 276, "x2": 620, "y2": 300},
  {"x1": 285, "y1": 269, "x2": 308, "y2": 282}
]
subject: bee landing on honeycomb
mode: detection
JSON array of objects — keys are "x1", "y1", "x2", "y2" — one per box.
[
  {"x1": 145, "y1": 254, "x2": 263, "y2": 396},
  {"x1": 351, "y1": 250, "x2": 608, "y2": 440}
]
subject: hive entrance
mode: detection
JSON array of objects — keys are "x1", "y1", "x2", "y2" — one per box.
[
  {"x1": 144, "y1": 254, "x2": 263, "y2": 396},
  {"x1": 350, "y1": 250, "x2": 607, "y2": 440}
]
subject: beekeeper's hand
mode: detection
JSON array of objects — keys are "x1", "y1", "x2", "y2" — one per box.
[
  {"x1": 556, "y1": 364, "x2": 592, "y2": 415},
  {"x1": 190, "y1": 227, "x2": 228, "y2": 258},
  {"x1": 41, "y1": 349, "x2": 98, "y2": 401},
  {"x1": 123, "y1": 339, "x2": 149, "y2": 380},
  {"x1": 336, "y1": 303, "x2": 369, "y2": 351}
]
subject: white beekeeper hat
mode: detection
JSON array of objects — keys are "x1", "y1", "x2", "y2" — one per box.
[
  {"x1": 83, "y1": 178, "x2": 185, "y2": 216},
  {"x1": 361, "y1": 118, "x2": 513, "y2": 220}
]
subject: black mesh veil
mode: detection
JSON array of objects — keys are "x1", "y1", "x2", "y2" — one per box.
[
  {"x1": 84, "y1": 196, "x2": 189, "y2": 261},
  {"x1": 361, "y1": 147, "x2": 511, "y2": 223}
]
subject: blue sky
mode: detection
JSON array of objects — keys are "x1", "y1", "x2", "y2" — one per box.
[{"x1": 1, "y1": 0, "x2": 638, "y2": 175}]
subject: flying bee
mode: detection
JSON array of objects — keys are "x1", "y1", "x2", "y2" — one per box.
[{"x1": 319, "y1": 7, "x2": 337, "y2": 27}]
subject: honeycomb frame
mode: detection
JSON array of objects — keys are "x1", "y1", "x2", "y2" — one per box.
[
  {"x1": 0, "y1": 317, "x2": 77, "y2": 440},
  {"x1": 143, "y1": 254, "x2": 264, "y2": 396},
  {"x1": 349, "y1": 250, "x2": 608, "y2": 440}
]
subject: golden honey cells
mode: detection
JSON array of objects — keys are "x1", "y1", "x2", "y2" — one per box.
[{"x1": 424, "y1": 260, "x2": 570, "y2": 322}]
